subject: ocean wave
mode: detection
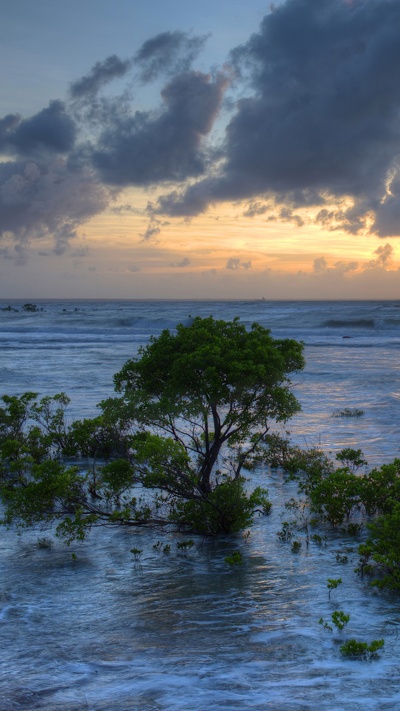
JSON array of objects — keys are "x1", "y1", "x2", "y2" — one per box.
[{"x1": 322, "y1": 318, "x2": 375, "y2": 328}]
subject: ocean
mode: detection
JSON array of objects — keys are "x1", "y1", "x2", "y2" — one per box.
[{"x1": 0, "y1": 300, "x2": 399, "y2": 709}]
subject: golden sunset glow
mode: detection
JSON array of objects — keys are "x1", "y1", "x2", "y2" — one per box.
[{"x1": 1, "y1": 0, "x2": 400, "y2": 299}]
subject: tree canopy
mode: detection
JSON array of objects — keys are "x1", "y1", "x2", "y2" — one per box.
[{"x1": 111, "y1": 316, "x2": 305, "y2": 493}]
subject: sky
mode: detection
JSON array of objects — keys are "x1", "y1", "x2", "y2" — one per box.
[{"x1": 1, "y1": 0, "x2": 400, "y2": 300}]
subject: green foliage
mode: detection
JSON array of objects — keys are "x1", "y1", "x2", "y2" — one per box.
[
  {"x1": 331, "y1": 610, "x2": 350, "y2": 631},
  {"x1": 130, "y1": 548, "x2": 142, "y2": 559},
  {"x1": 277, "y1": 521, "x2": 293, "y2": 541},
  {"x1": 340, "y1": 638, "x2": 384, "y2": 658},
  {"x1": 358, "y1": 503, "x2": 400, "y2": 591},
  {"x1": 360, "y1": 460, "x2": 400, "y2": 515},
  {"x1": 335, "y1": 449, "x2": 367, "y2": 472},
  {"x1": 319, "y1": 611, "x2": 350, "y2": 633},
  {"x1": 291, "y1": 540, "x2": 301, "y2": 552},
  {"x1": 0, "y1": 318, "x2": 303, "y2": 540},
  {"x1": 112, "y1": 315, "x2": 304, "y2": 494},
  {"x1": 327, "y1": 578, "x2": 342, "y2": 598},
  {"x1": 345, "y1": 523, "x2": 363, "y2": 536},
  {"x1": 224, "y1": 550, "x2": 242, "y2": 565},
  {"x1": 97, "y1": 459, "x2": 136, "y2": 502},
  {"x1": 319, "y1": 617, "x2": 332, "y2": 632},
  {"x1": 65, "y1": 415, "x2": 128, "y2": 459},
  {"x1": 264, "y1": 439, "x2": 334, "y2": 495},
  {"x1": 310, "y1": 470, "x2": 363, "y2": 526},
  {"x1": 153, "y1": 541, "x2": 171, "y2": 553},
  {"x1": 176, "y1": 539, "x2": 194, "y2": 551},
  {"x1": 336, "y1": 553, "x2": 348, "y2": 564},
  {"x1": 310, "y1": 533, "x2": 327, "y2": 546},
  {"x1": 169, "y1": 478, "x2": 271, "y2": 535}
]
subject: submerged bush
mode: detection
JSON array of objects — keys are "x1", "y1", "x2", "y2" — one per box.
[
  {"x1": 169, "y1": 479, "x2": 271, "y2": 535},
  {"x1": 332, "y1": 408, "x2": 364, "y2": 418},
  {"x1": 358, "y1": 503, "x2": 400, "y2": 591},
  {"x1": 340, "y1": 638, "x2": 384, "y2": 659}
]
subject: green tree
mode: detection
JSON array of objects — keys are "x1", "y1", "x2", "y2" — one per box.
[
  {"x1": 0, "y1": 317, "x2": 304, "y2": 538},
  {"x1": 106, "y1": 316, "x2": 304, "y2": 532},
  {"x1": 112, "y1": 316, "x2": 304, "y2": 492}
]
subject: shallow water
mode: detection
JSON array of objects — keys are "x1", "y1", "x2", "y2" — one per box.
[{"x1": 1, "y1": 300, "x2": 400, "y2": 709}]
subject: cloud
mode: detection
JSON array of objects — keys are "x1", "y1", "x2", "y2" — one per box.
[
  {"x1": 5, "y1": 4, "x2": 400, "y2": 265},
  {"x1": 155, "y1": 0, "x2": 400, "y2": 236},
  {"x1": 169, "y1": 257, "x2": 191, "y2": 267},
  {"x1": 313, "y1": 256, "x2": 328, "y2": 274},
  {"x1": 314, "y1": 256, "x2": 358, "y2": 274},
  {"x1": 375, "y1": 243, "x2": 394, "y2": 264},
  {"x1": 92, "y1": 70, "x2": 228, "y2": 186},
  {"x1": 0, "y1": 101, "x2": 76, "y2": 156},
  {"x1": 366, "y1": 242, "x2": 394, "y2": 268},
  {"x1": 70, "y1": 55, "x2": 132, "y2": 99},
  {"x1": 140, "y1": 218, "x2": 162, "y2": 242},
  {"x1": 71, "y1": 246, "x2": 89, "y2": 258},
  {"x1": 243, "y1": 201, "x2": 270, "y2": 217},
  {"x1": 226, "y1": 257, "x2": 252, "y2": 270},
  {"x1": 332, "y1": 260, "x2": 358, "y2": 273},
  {"x1": 134, "y1": 31, "x2": 208, "y2": 83},
  {"x1": 267, "y1": 206, "x2": 305, "y2": 227},
  {"x1": 0, "y1": 158, "x2": 112, "y2": 258}
]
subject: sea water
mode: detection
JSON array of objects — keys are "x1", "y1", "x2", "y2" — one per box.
[{"x1": 0, "y1": 300, "x2": 400, "y2": 710}]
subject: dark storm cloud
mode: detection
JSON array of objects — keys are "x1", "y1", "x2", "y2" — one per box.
[
  {"x1": 225, "y1": 0, "x2": 400, "y2": 196},
  {"x1": 0, "y1": 159, "x2": 112, "y2": 258},
  {"x1": 0, "y1": 101, "x2": 76, "y2": 156},
  {"x1": 0, "y1": 114, "x2": 20, "y2": 144},
  {"x1": 70, "y1": 55, "x2": 132, "y2": 99},
  {"x1": 156, "y1": 0, "x2": 400, "y2": 237},
  {"x1": 6, "y1": 0, "x2": 400, "y2": 257},
  {"x1": 92, "y1": 71, "x2": 228, "y2": 186},
  {"x1": 0, "y1": 38, "x2": 226, "y2": 255},
  {"x1": 134, "y1": 31, "x2": 208, "y2": 83}
]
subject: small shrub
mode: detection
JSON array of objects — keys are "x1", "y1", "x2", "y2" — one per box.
[
  {"x1": 291, "y1": 540, "x2": 302, "y2": 553},
  {"x1": 153, "y1": 540, "x2": 171, "y2": 554},
  {"x1": 332, "y1": 408, "x2": 364, "y2": 418},
  {"x1": 277, "y1": 521, "x2": 293, "y2": 541},
  {"x1": 331, "y1": 610, "x2": 350, "y2": 632},
  {"x1": 336, "y1": 553, "x2": 348, "y2": 564},
  {"x1": 327, "y1": 578, "x2": 342, "y2": 598},
  {"x1": 319, "y1": 617, "x2": 332, "y2": 632},
  {"x1": 346, "y1": 523, "x2": 363, "y2": 536},
  {"x1": 130, "y1": 548, "x2": 143, "y2": 559},
  {"x1": 225, "y1": 550, "x2": 242, "y2": 566},
  {"x1": 176, "y1": 539, "x2": 194, "y2": 552},
  {"x1": 311, "y1": 533, "x2": 327, "y2": 546},
  {"x1": 319, "y1": 611, "x2": 350, "y2": 633},
  {"x1": 340, "y1": 638, "x2": 384, "y2": 658},
  {"x1": 37, "y1": 537, "x2": 52, "y2": 549},
  {"x1": 358, "y1": 503, "x2": 400, "y2": 591}
]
